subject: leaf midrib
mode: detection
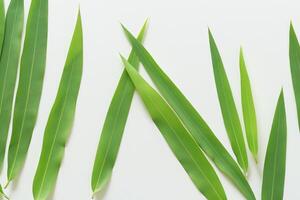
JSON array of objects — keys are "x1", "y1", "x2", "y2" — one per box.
[
  {"x1": 93, "y1": 81, "x2": 131, "y2": 191},
  {"x1": 8, "y1": 0, "x2": 43, "y2": 180},
  {"x1": 35, "y1": 62, "x2": 75, "y2": 199},
  {"x1": 147, "y1": 91, "x2": 224, "y2": 199},
  {"x1": 269, "y1": 106, "x2": 282, "y2": 200},
  {"x1": 216, "y1": 69, "x2": 246, "y2": 169},
  {"x1": 0, "y1": 1, "x2": 21, "y2": 116}
]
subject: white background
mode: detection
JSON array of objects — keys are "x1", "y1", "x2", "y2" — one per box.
[{"x1": 1, "y1": 0, "x2": 300, "y2": 199}]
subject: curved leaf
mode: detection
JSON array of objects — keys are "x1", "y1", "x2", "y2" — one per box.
[
  {"x1": 121, "y1": 25, "x2": 255, "y2": 200},
  {"x1": 208, "y1": 30, "x2": 248, "y2": 172},
  {"x1": 262, "y1": 91, "x2": 287, "y2": 200},
  {"x1": 7, "y1": 0, "x2": 48, "y2": 184},
  {"x1": 91, "y1": 21, "x2": 147, "y2": 195},
  {"x1": 33, "y1": 11, "x2": 83, "y2": 200},
  {"x1": 122, "y1": 56, "x2": 226, "y2": 200},
  {"x1": 0, "y1": 0, "x2": 24, "y2": 169},
  {"x1": 239, "y1": 49, "x2": 258, "y2": 162}
]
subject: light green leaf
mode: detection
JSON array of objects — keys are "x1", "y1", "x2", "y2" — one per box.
[
  {"x1": 33, "y1": 11, "x2": 83, "y2": 200},
  {"x1": 121, "y1": 25, "x2": 255, "y2": 200},
  {"x1": 240, "y1": 49, "x2": 258, "y2": 162},
  {"x1": 208, "y1": 30, "x2": 248, "y2": 172},
  {"x1": 91, "y1": 21, "x2": 147, "y2": 195},
  {"x1": 289, "y1": 23, "x2": 300, "y2": 131},
  {"x1": 262, "y1": 90, "x2": 287, "y2": 200},
  {"x1": 7, "y1": 0, "x2": 48, "y2": 184},
  {"x1": 0, "y1": 0, "x2": 24, "y2": 169},
  {"x1": 122, "y1": 56, "x2": 226, "y2": 200},
  {"x1": 0, "y1": 185, "x2": 8, "y2": 199}
]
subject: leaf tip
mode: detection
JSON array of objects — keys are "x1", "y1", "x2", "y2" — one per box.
[{"x1": 208, "y1": 27, "x2": 213, "y2": 39}]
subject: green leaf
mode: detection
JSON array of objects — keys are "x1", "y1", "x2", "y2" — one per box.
[
  {"x1": 208, "y1": 30, "x2": 248, "y2": 172},
  {"x1": 239, "y1": 49, "x2": 258, "y2": 162},
  {"x1": 0, "y1": 185, "x2": 8, "y2": 199},
  {"x1": 122, "y1": 56, "x2": 226, "y2": 200},
  {"x1": 121, "y1": 25, "x2": 255, "y2": 200},
  {"x1": 261, "y1": 90, "x2": 287, "y2": 200},
  {"x1": 32, "y1": 11, "x2": 83, "y2": 200},
  {"x1": 0, "y1": 0, "x2": 5, "y2": 52},
  {"x1": 289, "y1": 23, "x2": 300, "y2": 131},
  {"x1": 0, "y1": 0, "x2": 24, "y2": 170},
  {"x1": 7, "y1": 0, "x2": 48, "y2": 184},
  {"x1": 91, "y1": 21, "x2": 147, "y2": 195}
]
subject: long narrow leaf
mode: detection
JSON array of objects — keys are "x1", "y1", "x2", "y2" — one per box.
[
  {"x1": 239, "y1": 49, "x2": 258, "y2": 162},
  {"x1": 7, "y1": 0, "x2": 48, "y2": 184},
  {"x1": 0, "y1": 0, "x2": 5, "y2": 52},
  {"x1": 33, "y1": 11, "x2": 83, "y2": 200},
  {"x1": 121, "y1": 25, "x2": 255, "y2": 199},
  {"x1": 91, "y1": 22, "x2": 147, "y2": 195},
  {"x1": 0, "y1": 185, "x2": 8, "y2": 200},
  {"x1": 261, "y1": 91, "x2": 287, "y2": 200},
  {"x1": 289, "y1": 23, "x2": 300, "y2": 131},
  {"x1": 122, "y1": 56, "x2": 226, "y2": 200},
  {"x1": 0, "y1": 0, "x2": 24, "y2": 169},
  {"x1": 209, "y1": 30, "x2": 248, "y2": 172}
]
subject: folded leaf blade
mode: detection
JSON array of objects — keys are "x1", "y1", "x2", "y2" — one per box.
[
  {"x1": 33, "y1": 11, "x2": 83, "y2": 200},
  {"x1": 0, "y1": 0, "x2": 24, "y2": 169},
  {"x1": 7, "y1": 0, "x2": 48, "y2": 183},
  {"x1": 262, "y1": 91, "x2": 287, "y2": 200},
  {"x1": 121, "y1": 25, "x2": 255, "y2": 200},
  {"x1": 91, "y1": 22, "x2": 147, "y2": 195},
  {"x1": 208, "y1": 30, "x2": 248, "y2": 172},
  {"x1": 239, "y1": 49, "x2": 258, "y2": 161},
  {"x1": 122, "y1": 56, "x2": 226, "y2": 200}
]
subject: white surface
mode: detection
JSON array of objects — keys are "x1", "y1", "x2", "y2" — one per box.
[{"x1": 1, "y1": 0, "x2": 300, "y2": 199}]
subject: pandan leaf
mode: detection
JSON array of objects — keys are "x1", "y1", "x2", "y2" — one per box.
[
  {"x1": 121, "y1": 25, "x2": 255, "y2": 200},
  {"x1": 0, "y1": 0, "x2": 24, "y2": 169},
  {"x1": 208, "y1": 30, "x2": 248, "y2": 172},
  {"x1": 91, "y1": 21, "x2": 147, "y2": 195},
  {"x1": 239, "y1": 49, "x2": 258, "y2": 162},
  {"x1": 262, "y1": 90, "x2": 287, "y2": 200},
  {"x1": 32, "y1": 11, "x2": 83, "y2": 200},
  {"x1": 122, "y1": 56, "x2": 227, "y2": 200},
  {"x1": 289, "y1": 23, "x2": 300, "y2": 131},
  {"x1": 6, "y1": 0, "x2": 48, "y2": 185}
]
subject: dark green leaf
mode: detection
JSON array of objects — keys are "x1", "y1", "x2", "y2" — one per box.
[
  {"x1": 262, "y1": 90, "x2": 287, "y2": 200},
  {"x1": 289, "y1": 23, "x2": 300, "y2": 131}
]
